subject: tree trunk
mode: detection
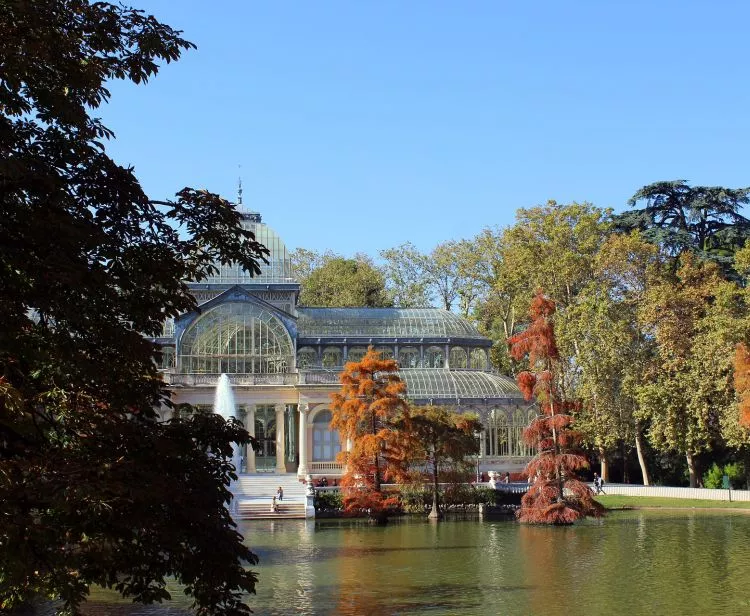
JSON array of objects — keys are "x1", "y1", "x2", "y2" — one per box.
[
  {"x1": 634, "y1": 424, "x2": 650, "y2": 486},
  {"x1": 372, "y1": 411, "x2": 380, "y2": 492},
  {"x1": 686, "y1": 451, "x2": 698, "y2": 488},
  {"x1": 599, "y1": 447, "x2": 609, "y2": 482},
  {"x1": 621, "y1": 440, "x2": 629, "y2": 484}
]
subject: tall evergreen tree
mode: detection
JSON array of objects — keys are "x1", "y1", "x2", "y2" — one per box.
[{"x1": 615, "y1": 180, "x2": 750, "y2": 275}]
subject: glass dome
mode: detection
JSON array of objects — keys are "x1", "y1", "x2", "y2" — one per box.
[
  {"x1": 400, "y1": 369, "x2": 521, "y2": 400},
  {"x1": 297, "y1": 308, "x2": 486, "y2": 339},
  {"x1": 195, "y1": 211, "x2": 294, "y2": 284},
  {"x1": 179, "y1": 301, "x2": 294, "y2": 374}
]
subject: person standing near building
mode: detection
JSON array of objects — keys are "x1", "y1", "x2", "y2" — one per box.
[{"x1": 276, "y1": 486, "x2": 284, "y2": 501}]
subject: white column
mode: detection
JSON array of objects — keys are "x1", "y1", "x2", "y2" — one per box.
[
  {"x1": 298, "y1": 403, "x2": 310, "y2": 477},
  {"x1": 246, "y1": 404, "x2": 256, "y2": 472},
  {"x1": 275, "y1": 403, "x2": 286, "y2": 472}
]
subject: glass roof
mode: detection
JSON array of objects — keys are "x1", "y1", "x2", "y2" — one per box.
[
  {"x1": 297, "y1": 308, "x2": 486, "y2": 339},
  {"x1": 192, "y1": 211, "x2": 295, "y2": 284},
  {"x1": 401, "y1": 369, "x2": 522, "y2": 400}
]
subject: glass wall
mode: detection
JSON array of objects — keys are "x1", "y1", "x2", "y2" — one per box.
[
  {"x1": 484, "y1": 407, "x2": 535, "y2": 457},
  {"x1": 449, "y1": 347, "x2": 468, "y2": 369},
  {"x1": 398, "y1": 346, "x2": 420, "y2": 368},
  {"x1": 425, "y1": 346, "x2": 445, "y2": 368},
  {"x1": 195, "y1": 217, "x2": 294, "y2": 284},
  {"x1": 179, "y1": 302, "x2": 294, "y2": 374}
]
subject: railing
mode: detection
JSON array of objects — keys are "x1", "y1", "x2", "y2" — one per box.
[
  {"x1": 602, "y1": 483, "x2": 750, "y2": 502},
  {"x1": 309, "y1": 462, "x2": 344, "y2": 472},
  {"x1": 299, "y1": 371, "x2": 341, "y2": 385},
  {"x1": 163, "y1": 373, "x2": 298, "y2": 387},
  {"x1": 493, "y1": 482, "x2": 530, "y2": 494},
  {"x1": 479, "y1": 456, "x2": 532, "y2": 466}
]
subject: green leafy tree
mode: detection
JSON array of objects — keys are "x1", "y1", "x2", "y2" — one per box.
[
  {"x1": 298, "y1": 255, "x2": 391, "y2": 307},
  {"x1": 565, "y1": 232, "x2": 659, "y2": 484},
  {"x1": 395, "y1": 405, "x2": 481, "y2": 520},
  {"x1": 614, "y1": 180, "x2": 750, "y2": 275},
  {"x1": 471, "y1": 202, "x2": 611, "y2": 374},
  {"x1": 379, "y1": 242, "x2": 432, "y2": 308},
  {"x1": 637, "y1": 254, "x2": 746, "y2": 487},
  {"x1": 0, "y1": 1, "x2": 264, "y2": 613}
]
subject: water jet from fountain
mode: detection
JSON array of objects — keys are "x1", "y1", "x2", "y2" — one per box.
[{"x1": 213, "y1": 373, "x2": 243, "y2": 473}]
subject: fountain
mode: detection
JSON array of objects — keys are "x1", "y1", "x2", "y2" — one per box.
[{"x1": 213, "y1": 373, "x2": 243, "y2": 472}]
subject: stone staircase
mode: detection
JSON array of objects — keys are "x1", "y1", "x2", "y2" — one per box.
[
  {"x1": 236, "y1": 500, "x2": 307, "y2": 519},
  {"x1": 234, "y1": 473, "x2": 308, "y2": 520}
]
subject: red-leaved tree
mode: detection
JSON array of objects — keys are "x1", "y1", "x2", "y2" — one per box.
[
  {"x1": 330, "y1": 347, "x2": 409, "y2": 521},
  {"x1": 508, "y1": 292, "x2": 603, "y2": 524},
  {"x1": 735, "y1": 343, "x2": 750, "y2": 427}
]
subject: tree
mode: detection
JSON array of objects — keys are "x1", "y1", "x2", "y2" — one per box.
[
  {"x1": 379, "y1": 242, "x2": 432, "y2": 308},
  {"x1": 395, "y1": 405, "x2": 481, "y2": 520},
  {"x1": 471, "y1": 202, "x2": 611, "y2": 374},
  {"x1": 637, "y1": 254, "x2": 746, "y2": 487},
  {"x1": 508, "y1": 293, "x2": 603, "y2": 524},
  {"x1": 564, "y1": 232, "x2": 660, "y2": 485},
  {"x1": 298, "y1": 255, "x2": 391, "y2": 307},
  {"x1": 329, "y1": 348, "x2": 409, "y2": 521},
  {"x1": 614, "y1": 180, "x2": 750, "y2": 275},
  {"x1": 1, "y1": 1, "x2": 264, "y2": 613}
]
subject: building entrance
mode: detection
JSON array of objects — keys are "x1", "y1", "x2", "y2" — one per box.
[{"x1": 254, "y1": 405, "x2": 277, "y2": 472}]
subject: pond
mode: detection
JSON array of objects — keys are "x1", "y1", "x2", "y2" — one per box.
[{"x1": 80, "y1": 511, "x2": 750, "y2": 616}]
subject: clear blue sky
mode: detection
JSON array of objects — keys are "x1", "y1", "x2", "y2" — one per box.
[{"x1": 101, "y1": 1, "x2": 750, "y2": 256}]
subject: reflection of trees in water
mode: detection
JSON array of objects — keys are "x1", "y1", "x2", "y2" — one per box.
[{"x1": 334, "y1": 522, "x2": 485, "y2": 615}]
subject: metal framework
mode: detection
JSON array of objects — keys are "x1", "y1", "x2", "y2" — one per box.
[
  {"x1": 179, "y1": 302, "x2": 294, "y2": 374},
  {"x1": 297, "y1": 307, "x2": 487, "y2": 339}
]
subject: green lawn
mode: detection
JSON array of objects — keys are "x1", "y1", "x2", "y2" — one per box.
[{"x1": 597, "y1": 494, "x2": 750, "y2": 510}]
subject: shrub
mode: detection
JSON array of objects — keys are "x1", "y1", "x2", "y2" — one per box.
[
  {"x1": 703, "y1": 462, "x2": 745, "y2": 489},
  {"x1": 314, "y1": 489, "x2": 343, "y2": 512}
]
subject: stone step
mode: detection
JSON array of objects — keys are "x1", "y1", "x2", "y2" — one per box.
[{"x1": 237, "y1": 501, "x2": 306, "y2": 520}]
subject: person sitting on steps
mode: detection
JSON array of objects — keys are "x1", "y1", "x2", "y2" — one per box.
[{"x1": 271, "y1": 495, "x2": 279, "y2": 513}]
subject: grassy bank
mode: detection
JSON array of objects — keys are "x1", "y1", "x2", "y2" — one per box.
[{"x1": 596, "y1": 494, "x2": 750, "y2": 510}]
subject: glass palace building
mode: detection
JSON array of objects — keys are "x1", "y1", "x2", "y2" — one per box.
[{"x1": 156, "y1": 210, "x2": 532, "y2": 478}]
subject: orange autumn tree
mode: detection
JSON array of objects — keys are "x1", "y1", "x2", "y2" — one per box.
[
  {"x1": 736, "y1": 343, "x2": 750, "y2": 427},
  {"x1": 508, "y1": 292, "x2": 603, "y2": 524},
  {"x1": 330, "y1": 347, "x2": 410, "y2": 520}
]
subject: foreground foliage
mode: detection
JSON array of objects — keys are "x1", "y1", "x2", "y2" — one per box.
[{"x1": 1, "y1": 1, "x2": 264, "y2": 613}]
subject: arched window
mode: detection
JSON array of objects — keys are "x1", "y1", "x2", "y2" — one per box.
[
  {"x1": 375, "y1": 346, "x2": 394, "y2": 360},
  {"x1": 485, "y1": 409, "x2": 510, "y2": 456},
  {"x1": 398, "y1": 346, "x2": 420, "y2": 368},
  {"x1": 322, "y1": 347, "x2": 342, "y2": 369},
  {"x1": 449, "y1": 347, "x2": 467, "y2": 369},
  {"x1": 347, "y1": 346, "x2": 367, "y2": 364},
  {"x1": 159, "y1": 347, "x2": 175, "y2": 370},
  {"x1": 312, "y1": 410, "x2": 342, "y2": 461},
  {"x1": 297, "y1": 346, "x2": 317, "y2": 369},
  {"x1": 179, "y1": 302, "x2": 293, "y2": 374},
  {"x1": 470, "y1": 348, "x2": 488, "y2": 370},
  {"x1": 425, "y1": 346, "x2": 445, "y2": 368},
  {"x1": 513, "y1": 408, "x2": 534, "y2": 457}
]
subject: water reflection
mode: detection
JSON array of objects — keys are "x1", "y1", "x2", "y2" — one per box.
[{"x1": 77, "y1": 512, "x2": 750, "y2": 616}]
